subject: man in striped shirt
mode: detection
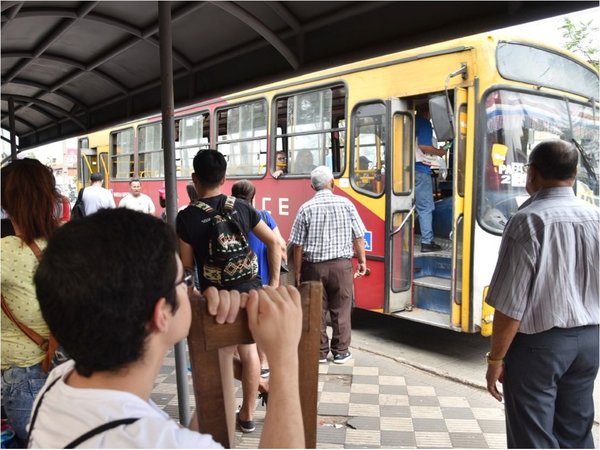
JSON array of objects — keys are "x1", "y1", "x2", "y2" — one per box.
[
  {"x1": 485, "y1": 140, "x2": 599, "y2": 448},
  {"x1": 290, "y1": 166, "x2": 367, "y2": 364}
]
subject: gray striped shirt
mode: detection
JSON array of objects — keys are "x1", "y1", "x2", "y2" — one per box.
[
  {"x1": 289, "y1": 189, "x2": 366, "y2": 263},
  {"x1": 487, "y1": 187, "x2": 600, "y2": 334}
]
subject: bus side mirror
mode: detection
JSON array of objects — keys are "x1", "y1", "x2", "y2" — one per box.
[{"x1": 429, "y1": 95, "x2": 454, "y2": 141}]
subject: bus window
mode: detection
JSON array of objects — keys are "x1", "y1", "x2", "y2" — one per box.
[
  {"x1": 176, "y1": 112, "x2": 210, "y2": 177},
  {"x1": 216, "y1": 100, "x2": 267, "y2": 177},
  {"x1": 138, "y1": 122, "x2": 163, "y2": 178},
  {"x1": 351, "y1": 102, "x2": 386, "y2": 195},
  {"x1": 274, "y1": 85, "x2": 346, "y2": 176},
  {"x1": 110, "y1": 128, "x2": 134, "y2": 180},
  {"x1": 78, "y1": 137, "x2": 89, "y2": 149},
  {"x1": 480, "y1": 89, "x2": 597, "y2": 233}
]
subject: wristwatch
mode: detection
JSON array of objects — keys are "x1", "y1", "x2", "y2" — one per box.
[{"x1": 485, "y1": 352, "x2": 504, "y2": 366}]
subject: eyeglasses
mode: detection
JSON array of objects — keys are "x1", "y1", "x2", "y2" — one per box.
[
  {"x1": 276, "y1": 156, "x2": 287, "y2": 162},
  {"x1": 176, "y1": 268, "x2": 195, "y2": 288}
]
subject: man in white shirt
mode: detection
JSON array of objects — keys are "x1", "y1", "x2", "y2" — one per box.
[
  {"x1": 119, "y1": 178, "x2": 156, "y2": 215},
  {"x1": 82, "y1": 172, "x2": 115, "y2": 215},
  {"x1": 30, "y1": 209, "x2": 304, "y2": 448}
]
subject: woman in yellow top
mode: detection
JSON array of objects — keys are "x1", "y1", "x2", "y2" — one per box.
[{"x1": 1, "y1": 158, "x2": 59, "y2": 445}]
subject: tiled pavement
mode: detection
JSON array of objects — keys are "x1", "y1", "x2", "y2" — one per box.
[{"x1": 153, "y1": 346, "x2": 510, "y2": 448}]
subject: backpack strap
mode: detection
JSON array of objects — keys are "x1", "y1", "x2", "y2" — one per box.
[
  {"x1": 64, "y1": 418, "x2": 140, "y2": 449},
  {"x1": 192, "y1": 200, "x2": 216, "y2": 215},
  {"x1": 26, "y1": 377, "x2": 60, "y2": 446},
  {"x1": 25, "y1": 375, "x2": 139, "y2": 449},
  {"x1": 223, "y1": 196, "x2": 236, "y2": 212}
]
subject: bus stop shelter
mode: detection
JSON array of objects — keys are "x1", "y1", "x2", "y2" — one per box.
[{"x1": 1, "y1": 0, "x2": 594, "y2": 425}]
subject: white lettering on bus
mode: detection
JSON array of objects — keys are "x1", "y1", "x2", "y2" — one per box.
[
  {"x1": 279, "y1": 198, "x2": 289, "y2": 216},
  {"x1": 261, "y1": 197, "x2": 271, "y2": 212},
  {"x1": 260, "y1": 197, "x2": 289, "y2": 216}
]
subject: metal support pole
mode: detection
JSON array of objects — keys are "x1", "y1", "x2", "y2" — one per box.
[
  {"x1": 8, "y1": 97, "x2": 17, "y2": 160},
  {"x1": 158, "y1": 0, "x2": 190, "y2": 426}
]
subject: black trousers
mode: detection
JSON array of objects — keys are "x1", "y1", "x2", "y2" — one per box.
[{"x1": 504, "y1": 325, "x2": 599, "y2": 448}]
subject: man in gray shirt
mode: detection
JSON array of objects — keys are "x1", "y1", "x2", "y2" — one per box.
[
  {"x1": 485, "y1": 140, "x2": 599, "y2": 448},
  {"x1": 82, "y1": 172, "x2": 115, "y2": 215}
]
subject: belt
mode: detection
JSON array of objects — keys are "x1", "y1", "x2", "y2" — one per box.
[{"x1": 304, "y1": 257, "x2": 350, "y2": 264}]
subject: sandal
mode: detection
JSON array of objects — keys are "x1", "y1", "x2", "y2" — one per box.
[{"x1": 258, "y1": 391, "x2": 269, "y2": 406}]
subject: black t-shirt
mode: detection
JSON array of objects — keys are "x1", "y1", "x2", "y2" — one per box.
[{"x1": 176, "y1": 194, "x2": 262, "y2": 292}]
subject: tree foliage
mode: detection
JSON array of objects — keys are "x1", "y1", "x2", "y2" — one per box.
[{"x1": 560, "y1": 17, "x2": 599, "y2": 70}]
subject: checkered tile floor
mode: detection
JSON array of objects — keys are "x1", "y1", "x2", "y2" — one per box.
[{"x1": 153, "y1": 347, "x2": 510, "y2": 448}]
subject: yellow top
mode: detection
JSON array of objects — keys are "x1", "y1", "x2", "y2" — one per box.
[{"x1": 1, "y1": 236, "x2": 49, "y2": 369}]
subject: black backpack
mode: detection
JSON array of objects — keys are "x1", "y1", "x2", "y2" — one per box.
[
  {"x1": 193, "y1": 196, "x2": 258, "y2": 288},
  {"x1": 70, "y1": 188, "x2": 86, "y2": 220}
]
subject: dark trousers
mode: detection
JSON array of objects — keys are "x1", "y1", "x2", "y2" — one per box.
[
  {"x1": 504, "y1": 325, "x2": 599, "y2": 448},
  {"x1": 302, "y1": 258, "x2": 353, "y2": 358}
]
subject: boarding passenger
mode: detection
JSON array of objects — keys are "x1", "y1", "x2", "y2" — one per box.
[
  {"x1": 30, "y1": 208, "x2": 304, "y2": 448},
  {"x1": 485, "y1": 140, "x2": 599, "y2": 448},
  {"x1": 119, "y1": 178, "x2": 156, "y2": 215},
  {"x1": 82, "y1": 172, "x2": 115, "y2": 215},
  {"x1": 232, "y1": 179, "x2": 288, "y2": 378},
  {"x1": 177, "y1": 149, "x2": 281, "y2": 433},
  {"x1": 1, "y1": 159, "x2": 59, "y2": 445},
  {"x1": 414, "y1": 103, "x2": 448, "y2": 253},
  {"x1": 290, "y1": 166, "x2": 367, "y2": 364}
]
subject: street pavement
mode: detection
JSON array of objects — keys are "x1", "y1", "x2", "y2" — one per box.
[{"x1": 152, "y1": 315, "x2": 599, "y2": 448}]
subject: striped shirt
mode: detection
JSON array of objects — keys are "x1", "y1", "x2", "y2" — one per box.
[
  {"x1": 289, "y1": 189, "x2": 366, "y2": 263},
  {"x1": 487, "y1": 187, "x2": 600, "y2": 334}
]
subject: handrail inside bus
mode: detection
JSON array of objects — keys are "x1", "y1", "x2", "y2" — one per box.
[{"x1": 391, "y1": 205, "x2": 416, "y2": 236}]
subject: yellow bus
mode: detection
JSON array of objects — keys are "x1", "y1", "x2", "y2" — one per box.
[{"x1": 76, "y1": 32, "x2": 599, "y2": 335}]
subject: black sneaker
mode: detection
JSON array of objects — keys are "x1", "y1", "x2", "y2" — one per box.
[
  {"x1": 236, "y1": 412, "x2": 256, "y2": 433},
  {"x1": 260, "y1": 368, "x2": 270, "y2": 378},
  {"x1": 333, "y1": 351, "x2": 352, "y2": 364},
  {"x1": 421, "y1": 242, "x2": 442, "y2": 253},
  {"x1": 319, "y1": 357, "x2": 328, "y2": 364}
]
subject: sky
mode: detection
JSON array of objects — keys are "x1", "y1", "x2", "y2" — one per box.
[{"x1": 495, "y1": 6, "x2": 599, "y2": 51}]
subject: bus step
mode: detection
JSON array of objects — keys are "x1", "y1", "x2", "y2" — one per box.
[
  {"x1": 413, "y1": 276, "x2": 451, "y2": 291},
  {"x1": 392, "y1": 307, "x2": 453, "y2": 330}
]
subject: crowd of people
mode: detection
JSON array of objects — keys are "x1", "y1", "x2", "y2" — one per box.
[{"x1": 1, "y1": 139, "x2": 598, "y2": 449}]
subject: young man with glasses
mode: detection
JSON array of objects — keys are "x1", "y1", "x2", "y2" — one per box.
[{"x1": 29, "y1": 208, "x2": 304, "y2": 448}]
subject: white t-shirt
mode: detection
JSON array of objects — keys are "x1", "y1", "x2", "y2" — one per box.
[
  {"x1": 28, "y1": 361, "x2": 221, "y2": 449},
  {"x1": 82, "y1": 185, "x2": 116, "y2": 216},
  {"x1": 119, "y1": 193, "x2": 156, "y2": 215}
]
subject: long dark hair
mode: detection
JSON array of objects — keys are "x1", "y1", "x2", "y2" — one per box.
[{"x1": 1, "y1": 158, "x2": 59, "y2": 244}]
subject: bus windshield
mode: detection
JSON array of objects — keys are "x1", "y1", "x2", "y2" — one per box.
[{"x1": 480, "y1": 89, "x2": 599, "y2": 233}]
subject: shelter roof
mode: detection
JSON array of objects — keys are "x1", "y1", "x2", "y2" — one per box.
[{"x1": 1, "y1": 1, "x2": 594, "y2": 150}]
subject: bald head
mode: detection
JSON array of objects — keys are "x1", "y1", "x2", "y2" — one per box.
[{"x1": 529, "y1": 140, "x2": 578, "y2": 181}]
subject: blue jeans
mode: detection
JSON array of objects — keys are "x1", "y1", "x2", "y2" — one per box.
[
  {"x1": 415, "y1": 171, "x2": 435, "y2": 244},
  {"x1": 1, "y1": 363, "x2": 47, "y2": 444}
]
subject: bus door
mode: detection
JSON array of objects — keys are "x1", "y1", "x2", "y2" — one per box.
[
  {"x1": 78, "y1": 144, "x2": 109, "y2": 188},
  {"x1": 385, "y1": 98, "x2": 415, "y2": 313}
]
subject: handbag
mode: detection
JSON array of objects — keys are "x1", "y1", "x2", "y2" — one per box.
[{"x1": 259, "y1": 210, "x2": 289, "y2": 274}]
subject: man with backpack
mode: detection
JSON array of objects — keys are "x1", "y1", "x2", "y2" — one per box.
[{"x1": 177, "y1": 149, "x2": 281, "y2": 433}]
